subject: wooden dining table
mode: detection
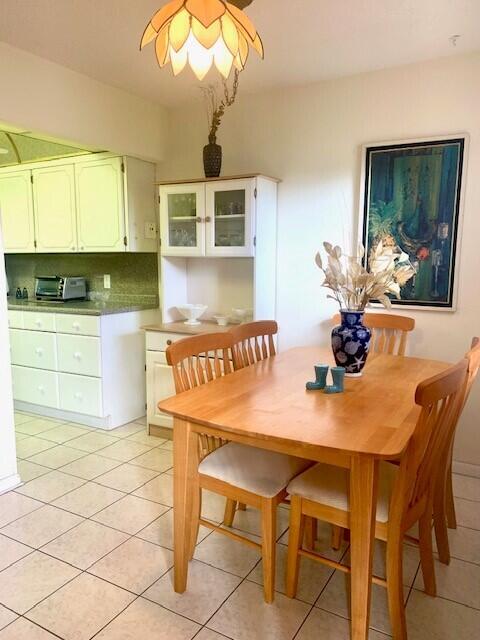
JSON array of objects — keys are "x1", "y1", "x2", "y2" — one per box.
[{"x1": 158, "y1": 346, "x2": 449, "y2": 640}]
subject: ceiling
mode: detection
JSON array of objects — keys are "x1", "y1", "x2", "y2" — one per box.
[{"x1": 0, "y1": 0, "x2": 478, "y2": 107}]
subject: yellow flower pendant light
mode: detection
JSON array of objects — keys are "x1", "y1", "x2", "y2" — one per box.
[{"x1": 140, "y1": 0, "x2": 264, "y2": 80}]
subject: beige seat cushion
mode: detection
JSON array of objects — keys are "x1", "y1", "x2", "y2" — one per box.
[
  {"x1": 286, "y1": 461, "x2": 398, "y2": 523},
  {"x1": 198, "y1": 442, "x2": 313, "y2": 499}
]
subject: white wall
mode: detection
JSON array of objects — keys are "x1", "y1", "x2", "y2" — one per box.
[
  {"x1": 160, "y1": 52, "x2": 480, "y2": 466},
  {"x1": 0, "y1": 43, "x2": 167, "y2": 161}
]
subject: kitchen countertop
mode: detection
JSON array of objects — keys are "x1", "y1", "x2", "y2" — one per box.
[
  {"x1": 142, "y1": 320, "x2": 235, "y2": 334},
  {"x1": 7, "y1": 298, "x2": 160, "y2": 316}
]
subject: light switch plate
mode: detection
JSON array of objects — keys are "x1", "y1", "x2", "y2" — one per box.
[
  {"x1": 145, "y1": 222, "x2": 157, "y2": 239},
  {"x1": 103, "y1": 274, "x2": 111, "y2": 289}
]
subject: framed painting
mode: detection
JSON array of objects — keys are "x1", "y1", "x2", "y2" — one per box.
[{"x1": 359, "y1": 135, "x2": 467, "y2": 310}]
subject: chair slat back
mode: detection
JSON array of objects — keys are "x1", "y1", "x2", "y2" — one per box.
[
  {"x1": 333, "y1": 312, "x2": 415, "y2": 356},
  {"x1": 166, "y1": 332, "x2": 235, "y2": 458},
  {"x1": 389, "y1": 359, "x2": 468, "y2": 526},
  {"x1": 229, "y1": 321, "x2": 278, "y2": 370}
]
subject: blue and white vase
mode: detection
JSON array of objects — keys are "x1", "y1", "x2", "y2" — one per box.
[{"x1": 331, "y1": 310, "x2": 371, "y2": 377}]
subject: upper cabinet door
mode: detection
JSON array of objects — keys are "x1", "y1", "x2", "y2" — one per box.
[
  {"x1": 32, "y1": 165, "x2": 77, "y2": 253},
  {"x1": 205, "y1": 179, "x2": 255, "y2": 257},
  {"x1": 159, "y1": 183, "x2": 205, "y2": 257},
  {"x1": 75, "y1": 157, "x2": 125, "y2": 252},
  {"x1": 0, "y1": 170, "x2": 36, "y2": 253}
]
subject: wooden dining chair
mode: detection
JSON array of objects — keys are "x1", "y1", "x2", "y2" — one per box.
[
  {"x1": 332, "y1": 312, "x2": 415, "y2": 356},
  {"x1": 285, "y1": 359, "x2": 468, "y2": 640},
  {"x1": 166, "y1": 331, "x2": 312, "y2": 603},
  {"x1": 434, "y1": 336, "x2": 480, "y2": 565},
  {"x1": 229, "y1": 320, "x2": 278, "y2": 369}
]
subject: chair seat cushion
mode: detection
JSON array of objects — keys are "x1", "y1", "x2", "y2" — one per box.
[
  {"x1": 198, "y1": 442, "x2": 313, "y2": 498},
  {"x1": 286, "y1": 461, "x2": 398, "y2": 523}
]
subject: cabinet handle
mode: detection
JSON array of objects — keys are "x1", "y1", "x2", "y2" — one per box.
[
  {"x1": 195, "y1": 216, "x2": 203, "y2": 223},
  {"x1": 80, "y1": 246, "x2": 84, "y2": 251},
  {"x1": 72, "y1": 322, "x2": 81, "y2": 330},
  {"x1": 37, "y1": 385, "x2": 45, "y2": 394},
  {"x1": 74, "y1": 392, "x2": 83, "y2": 400},
  {"x1": 166, "y1": 339, "x2": 172, "y2": 346},
  {"x1": 205, "y1": 216, "x2": 211, "y2": 223},
  {"x1": 35, "y1": 319, "x2": 42, "y2": 327},
  {"x1": 71, "y1": 246, "x2": 75, "y2": 251},
  {"x1": 35, "y1": 347, "x2": 44, "y2": 356},
  {"x1": 73, "y1": 351, "x2": 82, "y2": 360}
]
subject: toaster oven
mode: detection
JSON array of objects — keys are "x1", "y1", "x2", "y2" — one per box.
[{"x1": 35, "y1": 276, "x2": 87, "y2": 301}]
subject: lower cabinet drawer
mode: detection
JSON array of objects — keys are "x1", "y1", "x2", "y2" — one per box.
[
  {"x1": 57, "y1": 334, "x2": 101, "y2": 377},
  {"x1": 9, "y1": 329, "x2": 57, "y2": 370},
  {"x1": 11, "y1": 366, "x2": 59, "y2": 408},
  {"x1": 23, "y1": 312, "x2": 56, "y2": 332},
  {"x1": 145, "y1": 331, "x2": 187, "y2": 352},
  {"x1": 58, "y1": 373, "x2": 103, "y2": 417},
  {"x1": 56, "y1": 314, "x2": 100, "y2": 337},
  {"x1": 8, "y1": 310, "x2": 24, "y2": 329}
]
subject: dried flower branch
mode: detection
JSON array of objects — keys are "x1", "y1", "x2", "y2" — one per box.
[
  {"x1": 315, "y1": 240, "x2": 416, "y2": 311},
  {"x1": 200, "y1": 70, "x2": 240, "y2": 142}
]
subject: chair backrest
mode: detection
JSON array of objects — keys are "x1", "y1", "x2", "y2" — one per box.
[
  {"x1": 229, "y1": 320, "x2": 278, "y2": 369},
  {"x1": 332, "y1": 312, "x2": 415, "y2": 355},
  {"x1": 463, "y1": 337, "x2": 480, "y2": 408},
  {"x1": 389, "y1": 359, "x2": 468, "y2": 527},
  {"x1": 166, "y1": 332, "x2": 235, "y2": 457}
]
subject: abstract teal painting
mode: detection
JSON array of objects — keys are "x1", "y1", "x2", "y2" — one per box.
[{"x1": 360, "y1": 137, "x2": 466, "y2": 309}]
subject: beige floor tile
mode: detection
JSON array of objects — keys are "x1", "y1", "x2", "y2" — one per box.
[
  {"x1": 108, "y1": 421, "x2": 145, "y2": 437},
  {"x1": 407, "y1": 589, "x2": 480, "y2": 639},
  {"x1": 134, "y1": 415, "x2": 147, "y2": 426},
  {"x1": 144, "y1": 559, "x2": 241, "y2": 625},
  {"x1": 159, "y1": 440, "x2": 173, "y2": 450},
  {"x1": 209, "y1": 580, "x2": 310, "y2": 640},
  {"x1": 315, "y1": 571, "x2": 408, "y2": 636},
  {"x1": 248, "y1": 542, "x2": 334, "y2": 603},
  {"x1": 27, "y1": 445, "x2": 86, "y2": 469},
  {"x1": 200, "y1": 490, "x2": 231, "y2": 524},
  {"x1": 453, "y1": 474, "x2": 480, "y2": 502},
  {"x1": 27, "y1": 573, "x2": 135, "y2": 640},
  {"x1": 96, "y1": 463, "x2": 158, "y2": 492},
  {"x1": 16, "y1": 471, "x2": 85, "y2": 503},
  {"x1": 15, "y1": 433, "x2": 28, "y2": 443},
  {"x1": 97, "y1": 439, "x2": 153, "y2": 462},
  {"x1": 0, "y1": 605, "x2": 17, "y2": 631},
  {"x1": 90, "y1": 536, "x2": 173, "y2": 593},
  {"x1": 341, "y1": 540, "x2": 420, "y2": 587},
  {"x1": 15, "y1": 418, "x2": 64, "y2": 436},
  {"x1": 1, "y1": 505, "x2": 83, "y2": 548},
  {"x1": 0, "y1": 617, "x2": 59, "y2": 639},
  {"x1": 455, "y1": 497, "x2": 480, "y2": 530},
  {"x1": 0, "y1": 534, "x2": 32, "y2": 571},
  {"x1": 35, "y1": 423, "x2": 88, "y2": 444},
  {"x1": 59, "y1": 454, "x2": 120, "y2": 480},
  {"x1": 278, "y1": 520, "x2": 347, "y2": 561},
  {"x1": 129, "y1": 448, "x2": 173, "y2": 472},
  {"x1": 95, "y1": 597, "x2": 200, "y2": 640},
  {"x1": 52, "y1": 481, "x2": 124, "y2": 517},
  {"x1": 42, "y1": 520, "x2": 128, "y2": 570},
  {"x1": 225, "y1": 503, "x2": 290, "y2": 540},
  {"x1": 92, "y1": 495, "x2": 168, "y2": 534},
  {"x1": 16, "y1": 460, "x2": 50, "y2": 483},
  {"x1": 127, "y1": 431, "x2": 166, "y2": 446},
  {"x1": 132, "y1": 472, "x2": 173, "y2": 505},
  {"x1": 66, "y1": 431, "x2": 119, "y2": 453},
  {"x1": 296, "y1": 608, "x2": 388, "y2": 640},
  {"x1": 194, "y1": 527, "x2": 262, "y2": 577},
  {"x1": 14, "y1": 412, "x2": 36, "y2": 426},
  {"x1": 136, "y1": 509, "x2": 211, "y2": 550},
  {"x1": 0, "y1": 492, "x2": 42, "y2": 528},
  {"x1": 0, "y1": 551, "x2": 79, "y2": 614},
  {"x1": 15, "y1": 437, "x2": 55, "y2": 459},
  {"x1": 434, "y1": 525, "x2": 480, "y2": 565},
  {"x1": 414, "y1": 556, "x2": 480, "y2": 609},
  {"x1": 196, "y1": 630, "x2": 232, "y2": 640}
]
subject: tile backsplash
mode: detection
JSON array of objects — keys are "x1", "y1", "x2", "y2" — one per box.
[{"x1": 5, "y1": 252, "x2": 159, "y2": 304}]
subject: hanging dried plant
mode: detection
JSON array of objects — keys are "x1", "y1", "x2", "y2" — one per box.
[{"x1": 200, "y1": 69, "x2": 240, "y2": 142}]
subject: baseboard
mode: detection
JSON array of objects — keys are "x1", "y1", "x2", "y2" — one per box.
[
  {"x1": 149, "y1": 424, "x2": 173, "y2": 440},
  {"x1": 0, "y1": 473, "x2": 22, "y2": 495},
  {"x1": 452, "y1": 460, "x2": 480, "y2": 478}
]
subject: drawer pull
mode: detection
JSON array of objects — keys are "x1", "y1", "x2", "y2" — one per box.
[
  {"x1": 166, "y1": 339, "x2": 172, "y2": 346},
  {"x1": 74, "y1": 392, "x2": 83, "y2": 400},
  {"x1": 73, "y1": 351, "x2": 82, "y2": 360},
  {"x1": 35, "y1": 319, "x2": 43, "y2": 327},
  {"x1": 72, "y1": 322, "x2": 81, "y2": 331},
  {"x1": 34, "y1": 347, "x2": 44, "y2": 356},
  {"x1": 37, "y1": 385, "x2": 45, "y2": 394}
]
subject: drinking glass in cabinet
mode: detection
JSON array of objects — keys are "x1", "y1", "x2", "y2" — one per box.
[
  {"x1": 214, "y1": 189, "x2": 246, "y2": 247},
  {"x1": 168, "y1": 193, "x2": 197, "y2": 247}
]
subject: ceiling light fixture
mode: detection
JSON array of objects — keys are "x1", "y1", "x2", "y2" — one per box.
[{"x1": 140, "y1": 0, "x2": 263, "y2": 80}]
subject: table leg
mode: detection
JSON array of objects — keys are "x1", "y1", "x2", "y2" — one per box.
[
  {"x1": 173, "y1": 417, "x2": 199, "y2": 593},
  {"x1": 349, "y1": 455, "x2": 378, "y2": 640}
]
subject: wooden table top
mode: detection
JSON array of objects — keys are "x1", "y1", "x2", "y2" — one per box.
[{"x1": 158, "y1": 347, "x2": 450, "y2": 459}]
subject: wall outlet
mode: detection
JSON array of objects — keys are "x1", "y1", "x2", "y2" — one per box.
[
  {"x1": 145, "y1": 221, "x2": 157, "y2": 239},
  {"x1": 103, "y1": 274, "x2": 111, "y2": 289}
]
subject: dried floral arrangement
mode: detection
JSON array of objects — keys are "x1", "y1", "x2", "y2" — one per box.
[
  {"x1": 200, "y1": 69, "x2": 240, "y2": 143},
  {"x1": 315, "y1": 240, "x2": 416, "y2": 310}
]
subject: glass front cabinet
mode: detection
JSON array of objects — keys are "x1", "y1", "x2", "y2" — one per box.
[{"x1": 159, "y1": 178, "x2": 255, "y2": 257}]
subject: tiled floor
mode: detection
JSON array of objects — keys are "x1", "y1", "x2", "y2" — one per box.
[{"x1": 0, "y1": 412, "x2": 479, "y2": 639}]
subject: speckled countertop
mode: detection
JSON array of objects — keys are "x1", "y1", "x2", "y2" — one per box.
[{"x1": 7, "y1": 298, "x2": 160, "y2": 316}]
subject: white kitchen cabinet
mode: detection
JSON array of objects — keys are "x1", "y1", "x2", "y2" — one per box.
[
  {"x1": 146, "y1": 350, "x2": 176, "y2": 429},
  {"x1": 58, "y1": 372, "x2": 103, "y2": 417},
  {"x1": 10, "y1": 328, "x2": 58, "y2": 371},
  {"x1": 75, "y1": 157, "x2": 125, "y2": 252},
  {"x1": 23, "y1": 311, "x2": 56, "y2": 332},
  {"x1": 32, "y1": 165, "x2": 77, "y2": 252},
  {"x1": 57, "y1": 334, "x2": 102, "y2": 377},
  {"x1": 159, "y1": 177, "x2": 259, "y2": 258},
  {"x1": 0, "y1": 170, "x2": 35, "y2": 253},
  {"x1": 12, "y1": 366, "x2": 59, "y2": 409}
]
